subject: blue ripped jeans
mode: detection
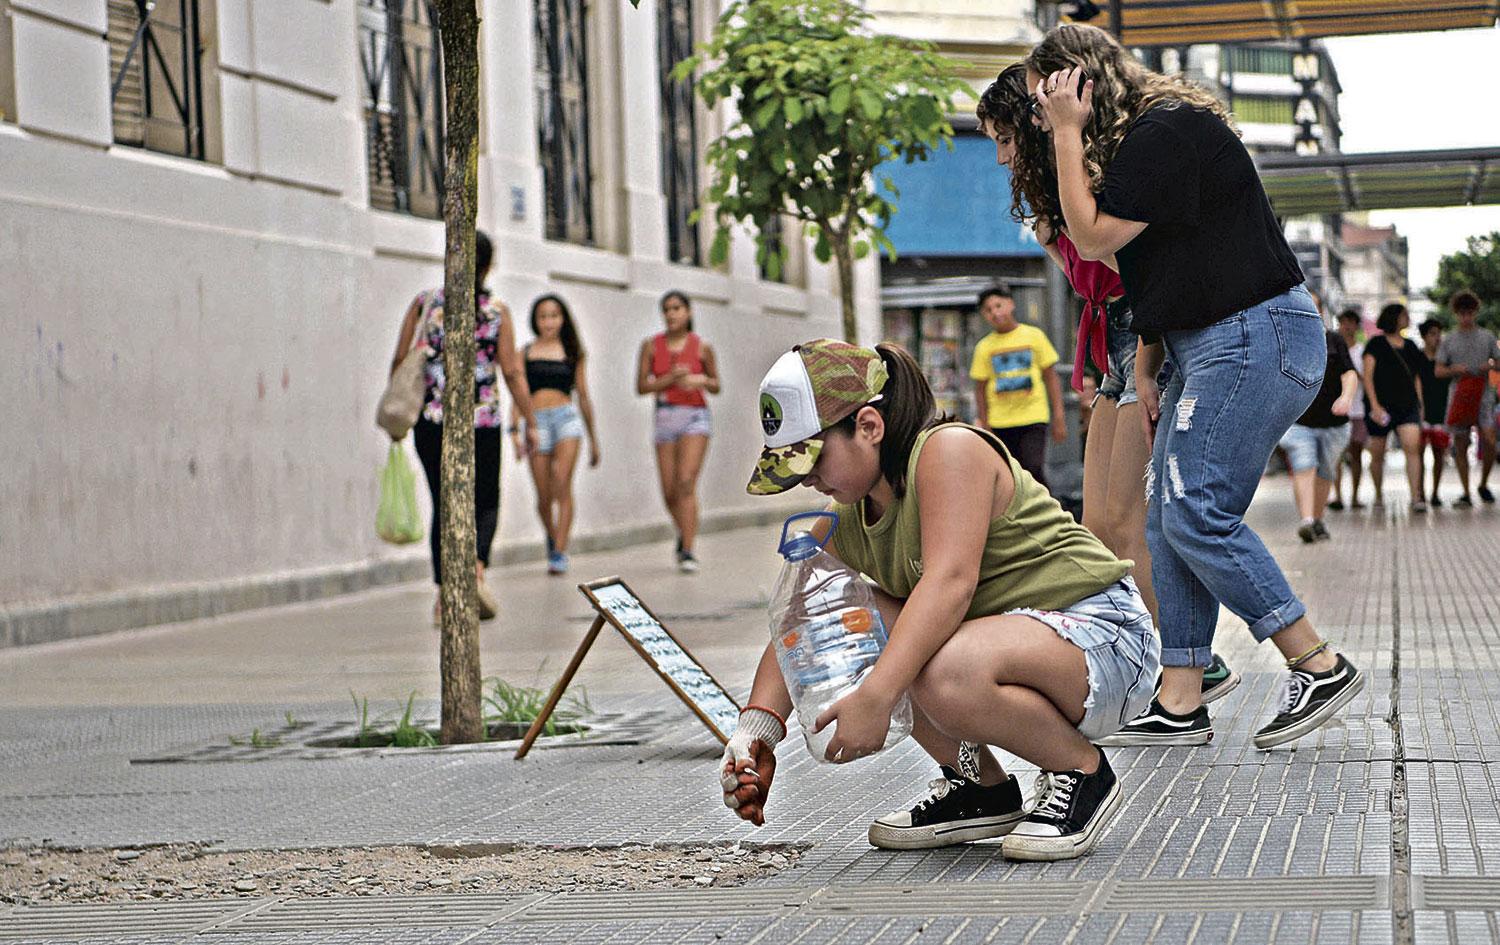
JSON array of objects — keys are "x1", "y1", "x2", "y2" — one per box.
[{"x1": 1146, "y1": 285, "x2": 1324, "y2": 668}]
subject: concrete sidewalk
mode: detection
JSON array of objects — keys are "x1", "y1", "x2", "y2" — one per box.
[{"x1": 1, "y1": 477, "x2": 1498, "y2": 944}]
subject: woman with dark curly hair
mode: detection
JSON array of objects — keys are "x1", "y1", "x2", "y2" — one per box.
[
  {"x1": 1028, "y1": 24, "x2": 1363, "y2": 750},
  {"x1": 975, "y1": 63, "x2": 1240, "y2": 710}
]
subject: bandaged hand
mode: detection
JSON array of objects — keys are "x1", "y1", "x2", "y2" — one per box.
[{"x1": 719, "y1": 707, "x2": 786, "y2": 826}]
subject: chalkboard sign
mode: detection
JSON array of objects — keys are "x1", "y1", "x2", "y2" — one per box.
[{"x1": 515, "y1": 576, "x2": 742, "y2": 759}]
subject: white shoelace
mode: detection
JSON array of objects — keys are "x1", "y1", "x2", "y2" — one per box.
[
  {"x1": 1030, "y1": 771, "x2": 1078, "y2": 822},
  {"x1": 914, "y1": 776, "x2": 956, "y2": 813},
  {"x1": 1279, "y1": 671, "x2": 1312, "y2": 714}
]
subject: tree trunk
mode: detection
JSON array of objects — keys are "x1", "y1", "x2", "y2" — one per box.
[
  {"x1": 434, "y1": 0, "x2": 484, "y2": 745},
  {"x1": 832, "y1": 236, "x2": 859, "y2": 344}
]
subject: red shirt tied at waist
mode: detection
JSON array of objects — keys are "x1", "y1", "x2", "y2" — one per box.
[
  {"x1": 1055, "y1": 231, "x2": 1124, "y2": 394},
  {"x1": 652, "y1": 331, "x2": 708, "y2": 408}
]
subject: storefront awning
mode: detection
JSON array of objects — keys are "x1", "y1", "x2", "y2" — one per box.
[
  {"x1": 1108, "y1": 1, "x2": 1500, "y2": 46},
  {"x1": 879, "y1": 135, "x2": 1045, "y2": 258},
  {"x1": 1256, "y1": 147, "x2": 1500, "y2": 215}
]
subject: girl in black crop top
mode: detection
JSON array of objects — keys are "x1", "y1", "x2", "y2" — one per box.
[{"x1": 510, "y1": 294, "x2": 599, "y2": 574}]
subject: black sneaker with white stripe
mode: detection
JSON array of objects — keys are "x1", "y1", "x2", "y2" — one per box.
[
  {"x1": 1253, "y1": 653, "x2": 1365, "y2": 749},
  {"x1": 867, "y1": 766, "x2": 1026, "y2": 849},
  {"x1": 1002, "y1": 748, "x2": 1122, "y2": 861},
  {"x1": 1093, "y1": 697, "x2": 1212, "y2": 746}
]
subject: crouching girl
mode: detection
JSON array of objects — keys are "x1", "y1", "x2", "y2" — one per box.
[{"x1": 719, "y1": 339, "x2": 1159, "y2": 861}]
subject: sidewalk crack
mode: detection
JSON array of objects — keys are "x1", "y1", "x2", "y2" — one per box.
[{"x1": 1389, "y1": 538, "x2": 1413, "y2": 945}]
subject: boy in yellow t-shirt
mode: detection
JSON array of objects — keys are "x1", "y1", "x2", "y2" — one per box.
[{"x1": 969, "y1": 287, "x2": 1066, "y2": 488}]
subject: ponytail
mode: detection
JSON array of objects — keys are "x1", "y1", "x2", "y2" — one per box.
[{"x1": 831, "y1": 343, "x2": 950, "y2": 498}]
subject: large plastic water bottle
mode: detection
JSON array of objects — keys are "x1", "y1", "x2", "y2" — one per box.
[{"x1": 769, "y1": 511, "x2": 913, "y2": 763}]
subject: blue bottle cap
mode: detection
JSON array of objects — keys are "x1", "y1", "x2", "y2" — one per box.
[{"x1": 779, "y1": 533, "x2": 821, "y2": 561}]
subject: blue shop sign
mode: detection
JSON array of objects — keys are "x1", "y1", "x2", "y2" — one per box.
[{"x1": 879, "y1": 135, "x2": 1044, "y2": 258}]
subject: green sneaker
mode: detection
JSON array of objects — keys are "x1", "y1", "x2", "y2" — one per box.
[{"x1": 1200, "y1": 654, "x2": 1241, "y2": 704}]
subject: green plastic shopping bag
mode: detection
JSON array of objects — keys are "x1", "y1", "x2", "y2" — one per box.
[{"x1": 376, "y1": 442, "x2": 424, "y2": 544}]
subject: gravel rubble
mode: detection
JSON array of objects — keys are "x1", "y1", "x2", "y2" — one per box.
[{"x1": 0, "y1": 843, "x2": 806, "y2": 905}]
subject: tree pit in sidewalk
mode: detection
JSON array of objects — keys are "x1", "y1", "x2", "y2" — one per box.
[
  {"x1": 299, "y1": 682, "x2": 591, "y2": 750},
  {"x1": 0, "y1": 842, "x2": 809, "y2": 905}
]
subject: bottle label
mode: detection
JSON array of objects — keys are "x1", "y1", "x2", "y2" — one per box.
[{"x1": 841, "y1": 608, "x2": 874, "y2": 633}]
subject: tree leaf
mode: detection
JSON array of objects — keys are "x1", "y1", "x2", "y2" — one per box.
[
  {"x1": 829, "y1": 84, "x2": 851, "y2": 115},
  {"x1": 753, "y1": 99, "x2": 781, "y2": 129},
  {"x1": 710, "y1": 228, "x2": 731, "y2": 266},
  {"x1": 857, "y1": 89, "x2": 882, "y2": 120},
  {"x1": 784, "y1": 98, "x2": 804, "y2": 124}
]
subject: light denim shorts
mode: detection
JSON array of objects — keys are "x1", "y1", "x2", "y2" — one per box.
[
  {"x1": 529, "y1": 403, "x2": 585, "y2": 455},
  {"x1": 654, "y1": 405, "x2": 712, "y2": 444},
  {"x1": 1008, "y1": 577, "x2": 1161, "y2": 741},
  {"x1": 1279, "y1": 422, "x2": 1351, "y2": 481}
]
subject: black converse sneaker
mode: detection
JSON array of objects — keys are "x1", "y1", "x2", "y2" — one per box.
[
  {"x1": 1253, "y1": 653, "x2": 1366, "y2": 749},
  {"x1": 868, "y1": 766, "x2": 1026, "y2": 849},
  {"x1": 1200, "y1": 654, "x2": 1242, "y2": 704},
  {"x1": 1002, "y1": 749, "x2": 1122, "y2": 861},
  {"x1": 1093, "y1": 697, "x2": 1212, "y2": 746}
]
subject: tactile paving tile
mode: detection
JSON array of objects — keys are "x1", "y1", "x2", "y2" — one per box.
[
  {"x1": 0, "y1": 899, "x2": 263, "y2": 939},
  {"x1": 220, "y1": 893, "x2": 542, "y2": 931}
]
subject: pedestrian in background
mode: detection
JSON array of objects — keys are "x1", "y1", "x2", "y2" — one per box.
[
  {"x1": 1417, "y1": 318, "x2": 1452, "y2": 506},
  {"x1": 1328, "y1": 308, "x2": 1368, "y2": 511},
  {"x1": 1278, "y1": 317, "x2": 1359, "y2": 543},
  {"x1": 388, "y1": 231, "x2": 538, "y2": 625},
  {"x1": 510, "y1": 294, "x2": 600, "y2": 575},
  {"x1": 975, "y1": 62, "x2": 1238, "y2": 707},
  {"x1": 1030, "y1": 23, "x2": 1362, "y2": 750},
  {"x1": 637, "y1": 291, "x2": 719, "y2": 573},
  {"x1": 969, "y1": 286, "x2": 1066, "y2": 490},
  {"x1": 1434, "y1": 289, "x2": 1500, "y2": 507},
  {"x1": 1361, "y1": 302, "x2": 1426, "y2": 513}
]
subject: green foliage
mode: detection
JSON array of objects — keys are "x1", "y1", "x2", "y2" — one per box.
[
  {"x1": 1427, "y1": 232, "x2": 1500, "y2": 332},
  {"x1": 483, "y1": 677, "x2": 590, "y2": 738},
  {"x1": 678, "y1": 0, "x2": 964, "y2": 337},
  {"x1": 229, "y1": 728, "x2": 282, "y2": 749}
]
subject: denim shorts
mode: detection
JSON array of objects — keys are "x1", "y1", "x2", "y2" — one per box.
[
  {"x1": 1279, "y1": 423, "x2": 1351, "y2": 481},
  {"x1": 1095, "y1": 298, "x2": 1141, "y2": 407},
  {"x1": 1008, "y1": 577, "x2": 1161, "y2": 742},
  {"x1": 530, "y1": 403, "x2": 585, "y2": 454},
  {"x1": 654, "y1": 405, "x2": 712, "y2": 444}
]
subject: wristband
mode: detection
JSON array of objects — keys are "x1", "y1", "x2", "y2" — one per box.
[{"x1": 734, "y1": 706, "x2": 787, "y2": 748}]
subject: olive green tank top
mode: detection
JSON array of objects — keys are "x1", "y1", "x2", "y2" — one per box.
[{"x1": 830, "y1": 423, "x2": 1131, "y2": 618}]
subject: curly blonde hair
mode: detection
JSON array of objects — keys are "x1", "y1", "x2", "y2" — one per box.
[{"x1": 1024, "y1": 24, "x2": 1234, "y2": 195}]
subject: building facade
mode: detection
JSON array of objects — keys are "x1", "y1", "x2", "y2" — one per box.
[
  {"x1": 1340, "y1": 220, "x2": 1411, "y2": 321},
  {"x1": 0, "y1": 0, "x2": 868, "y2": 639}
]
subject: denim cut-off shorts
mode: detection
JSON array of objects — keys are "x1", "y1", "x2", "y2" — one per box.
[
  {"x1": 1007, "y1": 577, "x2": 1161, "y2": 741},
  {"x1": 529, "y1": 403, "x2": 585, "y2": 455},
  {"x1": 1095, "y1": 298, "x2": 1140, "y2": 406},
  {"x1": 1279, "y1": 422, "x2": 1351, "y2": 481},
  {"x1": 654, "y1": 405, "x2": 712, "y2": 444}
]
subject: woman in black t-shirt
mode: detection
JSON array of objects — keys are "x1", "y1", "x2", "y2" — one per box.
[
  {"x1": 1360, "y1": 303, "x2": 1426, "y2": 511},
  {"x1": 1028, "y1": 24, "x2": 1363, "y2": 751}
]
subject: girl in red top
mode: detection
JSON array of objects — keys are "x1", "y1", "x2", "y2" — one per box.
[
  {"x1": 636, "y1": 291, "x2": 720, "y2": 572},
  {"x1": 975, "y1": 64, "x2": 1240, "y2": 707}
]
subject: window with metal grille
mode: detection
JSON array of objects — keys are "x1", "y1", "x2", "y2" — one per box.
[
  {"x1": 1232, "y1": 94, "x2": 1294, "y2": 125},
  {"x1": 658, "y1": 0, "x2": 699, "y2": 266},
  {"x1": 535, "y1": 0, "x2": 594, "y2": 245},
  {"x1": 108, "y1": 0, "x2": 207, "y2": 160},
  {"x1": 1226, "y1": 46, "x2": 1292, "y2": 76},
  {"x1": 359, "y1": 0, "x2": 445, "y2": 219}
]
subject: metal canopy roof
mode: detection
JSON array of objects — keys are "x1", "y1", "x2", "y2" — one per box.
[
  {"x1": 1256, "y1": 147, "x2": 1500, "y2": 215},
  {"x1": 1111, "y1": 1, "x2": 1500, "y2": 46}
]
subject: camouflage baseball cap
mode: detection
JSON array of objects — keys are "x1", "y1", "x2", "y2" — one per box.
[{"x1": 747, "y1": 339, "x2": 888, "y2": 495}]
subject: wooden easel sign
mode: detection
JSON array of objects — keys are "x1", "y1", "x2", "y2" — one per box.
[{"x1": 515, "y1": 576, "x2": 742, "y2": 759}]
